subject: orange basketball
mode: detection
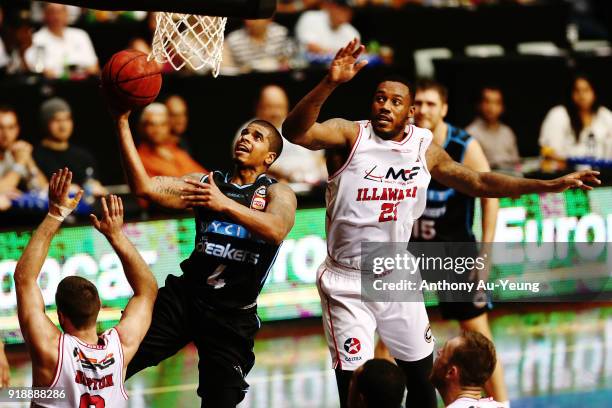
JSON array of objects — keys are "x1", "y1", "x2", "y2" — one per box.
[{"x1": 101, "y1": 49, "x2": 162, "y2": 110}]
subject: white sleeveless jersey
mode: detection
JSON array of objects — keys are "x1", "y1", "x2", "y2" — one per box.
[
  {"x1": 447, "y1": 397, "x2": 505, "y2": 408},
  {"x1": 326, "y1": 121, "x2": 432, "y2": 270},
  {"x1": 33, "y1": 328, "x2": 128, "y2": 408}
]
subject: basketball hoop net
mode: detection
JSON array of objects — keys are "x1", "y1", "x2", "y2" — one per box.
[{"x1": 151, "y1": 13, "x2": 227, "y2": 76}]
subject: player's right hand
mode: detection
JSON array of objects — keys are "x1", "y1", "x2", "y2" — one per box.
[
  {"x1": 49, "y1": 168, "x2": 83, "y2": 217},
  {"x1": 328, "y1": 38, "x2": 368, "y2": 85},
  {"x1": 90, "y1": 195, "x2": 124, "y2": 239}
]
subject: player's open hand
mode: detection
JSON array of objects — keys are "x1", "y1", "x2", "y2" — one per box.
[
  {"x1": 90, "y1": 195, "x2": 124, "y2": 239},
  {"x1": 328, "y1": 38, "x2": 368, "y2": 85},
  {"x1": 547, "y1": 170, "x2": 601, "y2": 193},
  {"x1": 49, "y1": 168, "x2": 83, "y2": 219},
  {"x1": 181, "y1": 173, "x2": 231, "y2": 212}
]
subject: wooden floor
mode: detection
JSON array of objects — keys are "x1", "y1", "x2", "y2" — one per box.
[{"x1": 3, "y1": 304, "x2": 612, "y2": 407}]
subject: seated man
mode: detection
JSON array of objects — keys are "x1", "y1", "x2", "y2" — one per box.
[
  {"x1": 33, "y1": 97, "x2": 106, "y2": 196},
  {"x1": 137, "y1": 103, "x2": 206, "y2": 177},
  {"x1": 295, "y1": 0, "x2": 360, "y2": 56},
  {"x1": 430, "y1": 331, "x2": 505, "y2": 408},
  {"x1": 15, "y1": 168, "x2": 158, "y2": 406},
  {"x1": 25, "y1": 3, "x2": 99, "y2": 79},
  {"x1": 164, "y1": 95, "x2": 193, "y2": 154},
  {"x1": 466, "y1": 86, "x2": 520, "y2": 169},
  {"x1": 0, "y1": 105, "x2": 47, "y2": 193},
  {"x1": 348, "y1": 359, "x2": 406, "y2": 408}
]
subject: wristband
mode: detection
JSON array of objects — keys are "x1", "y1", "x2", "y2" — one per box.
[
  {"x1": 47, "y1": 212, "x2": 65, "y2": 222},
  {"x1": 51, "y1": 203, "x2": 75, "y2": 218}
]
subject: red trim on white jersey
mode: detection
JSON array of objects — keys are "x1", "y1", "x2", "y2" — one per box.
[
  {"x1": 50, "y1": 334, "x2": 64, "y2": 388},
  {"x1": 328, "y1": 122, "x2": 364, "y2": 181},
  {"x1": 71, "y1": 332, "x2": 109, "y2": 350},
  {"x1": 389, "y1": 124, "x2": 414, "y2": 145},
  {"x1": 112, "y1": 328, "x2": 129, "y2": 400},
  {"x1": 318, "y1": 268, "x2": 342, "y2": 369}
]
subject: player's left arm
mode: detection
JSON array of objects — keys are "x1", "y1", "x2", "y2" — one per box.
[
  {"x1": 181, "y1": 176, "x2": 297, "y2": 245},
  {"x1": 14, "y1": 169, "x2": 83, "y2": 383},
  {"x1": 426, "y1": 142, "x2": 601, "y2": 197},
  {"x1": 462, "y1": 140, "x2": 499, "y2": 242}
]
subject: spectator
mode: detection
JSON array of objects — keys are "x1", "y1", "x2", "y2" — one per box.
[
  {"x1": 33, "y1": 97, "x2": 106, "y2": 195},
  {"x1": 347, "y1": 359, "x2": 406, "y2": 408},
  {"x1": 539, "y1": 74, "x2": 612, "y2": 160},
  {"x1": 295, "y1": 0, "x2": 360, "y2": 55},
  {"x1": 137, "y1": 103, "x2": 206, "y2": 178},
  {"x1": 430, "y1": 331, "x2": 503, "y2": 408},
  {"x1": 164, "y1": 95, "x2": 193, "y2": 154},
  {"x1": 0, "y1": 7, "x2": 9, "y2": 71},
  {"x1": 234, "y1": 85, "x2": 327, "y2": 184},
  {"x1": 466, "y1": 86, "x2": 520, "y2": 169},
  {"x1": 3, "y1": 11, "x2": 34, "y2": 75},
  {"x1": 224, "y1": 18, "x2": 295, "y2": 72},
  {"x1": 0, "y1": 105, "x2": 47, "y2": 193},
  {"x1": 25, "y1": 3, "x2": 99, "y2": 79}
]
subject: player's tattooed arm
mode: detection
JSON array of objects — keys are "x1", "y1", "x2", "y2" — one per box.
[
  {"x1": 112, "y1": 110, "x2": 205, "y2": 209},
  {"x1": 283, "y1": 39, "x2": 365, "y2": 150},
  {"x1": 148, "y1": 173, "x2": 205, "y2": 209},
  {"x1": 426, "y1": 143, "x2": 601, "y2": 197},
  {"x1": 181, "y1": 177, "x2": 297, "y2": 244}
]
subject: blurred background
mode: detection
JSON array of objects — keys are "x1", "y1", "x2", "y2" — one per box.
[{"x1": 0, "y1": 0, "x2": 611, "y2": 407}]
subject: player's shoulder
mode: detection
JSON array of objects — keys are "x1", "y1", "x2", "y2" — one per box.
[{"x1": 410, "y1": 125, "x2": 434, "y2": 143}]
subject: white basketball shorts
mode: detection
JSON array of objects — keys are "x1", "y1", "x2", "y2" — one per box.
[{"x1": 317, "y1": 257, "x2": 435, "y2": 371}]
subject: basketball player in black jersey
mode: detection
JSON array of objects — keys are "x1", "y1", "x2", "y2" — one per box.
[
  {"x1": 377, "y1": 79, "x2": 509, "y2": 404},
  {"x1": 109, "y1": 108, "x2": 297, "y2": 407}
]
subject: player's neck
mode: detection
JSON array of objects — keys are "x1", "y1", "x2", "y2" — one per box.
[
  {"x1": 432, "y1": 122, "x2": 448, "y2": 146},
  {"x1": 42, "y1": 138, "x2": 69, "y2": 151},
  {"x1": 444, "y1": 384, "x2": 483, "y2": 405},
  {"x1": 231, "y1": 166, "x2": 265, "y2": 185},
  {"x1": 70, "y1": 327, "x2": 99, "y2": 345}
]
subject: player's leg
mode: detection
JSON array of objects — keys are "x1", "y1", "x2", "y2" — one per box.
[
  {"x1": 317, "y1": 263, "x2": 377, "y2": 408},
  {"x1": 458, "y1": 311, "x2": 509, "y2": 405},
  {"x1": 376, "y1": 301, "x2": 437, "y2": 408},
  {"x1": 194, "y1": 307, "x2": 259, "y2": 408},
  {"x1": 126, "y1": 274, "x2": 192, "y2": 378}
]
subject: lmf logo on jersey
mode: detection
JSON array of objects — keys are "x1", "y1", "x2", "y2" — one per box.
[{"x1": 364, "y1": 165, "x2": 420, "y2": 183}]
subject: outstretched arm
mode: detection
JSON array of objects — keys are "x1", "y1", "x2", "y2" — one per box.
[
  {"x1": 111, "y1": 111, "x2": 204, "y2": 209},
  {"x1": 282, "y1": 39, "x2": 366, "y2": 150},
  {"x1": 426, "y1": 143, "x2": 601, "y2": 197},
  {"x1": 15, "y1": 168, "x2": 83, "y2": 386},
  {"x1": 90, "y1": 195, "x2": 157, "y2": 368},
  {"x1": 181, "y1": 176, "x2": 297, "y2": 245}
]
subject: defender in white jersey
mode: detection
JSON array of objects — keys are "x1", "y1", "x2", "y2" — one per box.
[
  {"x1": 282, "y1": 38, "x2": 600, "y2": 408},
  {"x1": 431, "y1": 331, "x2": 504, "y2": 408},
  {"x1": 15, "y1": 168, "x2": 158, "y2": 407}
]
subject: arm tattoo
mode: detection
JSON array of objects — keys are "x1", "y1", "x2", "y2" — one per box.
[{"x1": 151, "y1": 177, "x2": 183, "y2": 197}]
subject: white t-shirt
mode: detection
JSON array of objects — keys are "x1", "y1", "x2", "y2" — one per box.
[
  {"x1": 539, "y1": 105, "x2": 612, "y2": 159},
  {"x1": 25, "y1": 26, "x2": 98, "y2": 77},
  {"x1": 447, "y1": 396, "x2": 505, "y2": 408},
  {"x1": 295, "y1": 10, "x2": 360, "y2": 53}
]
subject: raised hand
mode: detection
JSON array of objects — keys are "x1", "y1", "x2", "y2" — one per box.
[
  {"x1": 90, "y1": 195, "x2": 124, "y2": 239},
  {"x1": 328, "y1": 38, "x2": 368, "y2": 85},
  {"x1": 48, "y1": 168, "x2": 83, "y2": 220},
  {"x1": 547, "y1": 170, "x2": 601, "y2": 193}
]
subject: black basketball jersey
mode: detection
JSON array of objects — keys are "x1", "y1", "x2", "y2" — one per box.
[
  {"x1": 180, "y1": 170, "x2": 281, "y2": 310},
  {"x1": 412, "y1": 124, "x2": 476, "y2": 243}
]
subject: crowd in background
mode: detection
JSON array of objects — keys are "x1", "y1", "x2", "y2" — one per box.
[{"x1": 0, "y1": 0, "x2": 611, "y2": 223}]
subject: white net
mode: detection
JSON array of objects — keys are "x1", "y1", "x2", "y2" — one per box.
[{"x1": 151, "y1": 12, "x2": 227, "y2": 76}]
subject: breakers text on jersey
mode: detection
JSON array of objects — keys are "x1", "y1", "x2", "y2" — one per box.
[{"x1": 196, "y1": 241, "x2": 260, "y2": 264}]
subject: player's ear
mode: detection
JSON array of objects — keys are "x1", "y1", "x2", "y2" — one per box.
[
  {"x1": 408, "y1": 105, "x2": 416, "y2": 118},
  {"x1": 447, "y1": 364, "x2": 459, "y2": 380},
  {"x1": 265, "y1": 152, "x2": 277, "y2": 166},
  {"x1": 441, "y1": 103, "x2": 449, "y2": 119}
]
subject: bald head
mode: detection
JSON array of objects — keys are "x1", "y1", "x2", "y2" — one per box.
[{"x1": 256, "y1": 85, "x2": 289, "y2": 129}]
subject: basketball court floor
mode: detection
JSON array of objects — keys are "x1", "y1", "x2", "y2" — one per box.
[{"x1": 3, "y1": 304, "x2": 612, "y2": 407}]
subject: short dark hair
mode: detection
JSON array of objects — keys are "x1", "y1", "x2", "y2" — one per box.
[
  {"x1": 450, "y1": 331, "x2": 497, "y2": 388},
  {"x1": 415, "y1": 79, "x2": 448, "y2": 104},
  {"x1": 378, "y1": 75, "x2": 414, "y2": 103},
  {"x1": 355, "y1": 359, "x2": 406, "y2": 408},
  {"x1": 0, "y1": 105, "x2": 17, "y2": 115},
  {"x1": 480, "y1": 84, "x2": 504, "y2": 100},
  {"x1": 55, "y1": 276, "x2": 101, "y2": 330},
  {"x1": 250, "y1": 119, "x2": 283, "y2": 163}
]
